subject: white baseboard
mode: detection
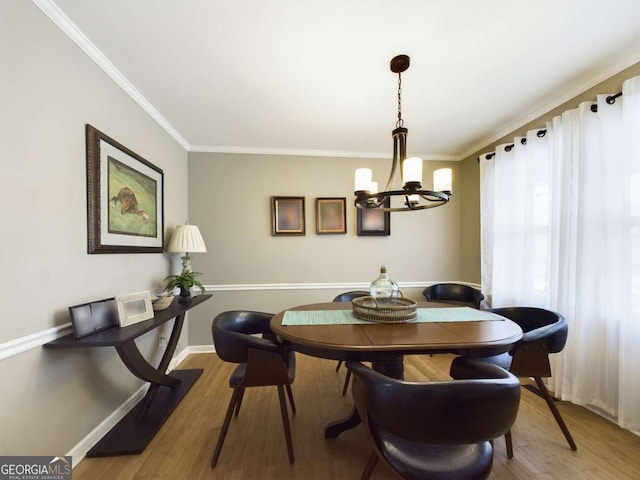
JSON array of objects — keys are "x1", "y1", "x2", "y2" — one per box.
[
  {"x1": 67, "y1": 383, "x2": 148, "y2": 467},
  {"x1": 68, "y1": 344, "x2": 199, "y2": 468},
  {"x1": 187, "y1": 345, "x2": 216, "y2": 354}
]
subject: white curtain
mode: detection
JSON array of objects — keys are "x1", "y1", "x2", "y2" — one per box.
[{"x1": 480, "y1": 75, "x2": 640, "y2": 431}]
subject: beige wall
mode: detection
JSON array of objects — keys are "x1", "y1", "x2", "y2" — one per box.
[
  {"x1": 0, "y1": 0, "x2": 188, "y2": 457},
  {"x1": 186, "y1": 153, "x2": 463, "y2": 345},
  {"x1": 458, "y1": 61, "x2": 640, "y2": 284}
]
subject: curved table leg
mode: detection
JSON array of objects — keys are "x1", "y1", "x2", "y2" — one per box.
[
  {"x1": 79, "y1": 296, "x2": 212, "y2": 457},
  {"x1": 115, "y1": 313, "x2": 192, "y2": 423},
  {"x1": 116, "y1": 341, "x2": 181, "y2": 387},
  {"x1": 325, "y1": 408, "x2": 362, "y2": 438},
  {"x1": 324, "y1": 354, "x2": 404, "y2": 438}
]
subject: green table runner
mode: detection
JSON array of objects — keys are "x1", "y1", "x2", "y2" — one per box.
[{"x1": 282, "y1": 307, "x2": 505, "y2": 326}]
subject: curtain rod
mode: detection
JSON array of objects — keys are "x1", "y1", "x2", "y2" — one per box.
[
  {"x1": 591, "y1": 91, "x2": 623, "y2": 112},
  {"x1": 479, "y1": 90, "x2": 623, "y2": 161}
]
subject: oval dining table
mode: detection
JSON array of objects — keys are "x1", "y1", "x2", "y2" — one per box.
[{"x1": 270, "y1": 301, "x2": 523, "y2": 438}]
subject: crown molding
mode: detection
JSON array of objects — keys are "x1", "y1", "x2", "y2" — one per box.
[
  {"x1": 33, "y1": 0, "x2": 190, "y2": 151},
  {"x1": 38, "y1": 0, "x2": 638, "y2": 164},
  {"x1": 189, "y1": 144, "x2": 461, "y2": 161},
  {"x1": 459, "y1": 51, "x2": 640, "y2": 161}
]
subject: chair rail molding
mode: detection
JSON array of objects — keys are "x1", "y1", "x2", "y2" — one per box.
[
  {"x1": 0, "y1": 281, "x2": 480, "y2": 360},
  {"x1": 0, "y1": 324, "x2": 72, "y2": 361},
  {"x1": 204, "y1": 281, "x2": 481, "y2": 292}
]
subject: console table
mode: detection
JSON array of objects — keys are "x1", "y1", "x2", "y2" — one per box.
[{"x1": 44, "y1": 294, "x2": 211, "y2": 457}]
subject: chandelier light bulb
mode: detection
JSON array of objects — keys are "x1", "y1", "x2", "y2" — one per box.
[
  {"x1": 355, "y1": 168, "x2": 373, "y2": 192},
  {"x1": 402, "y1": 157, "x2": 423, "y2": 186},
  {"x1": 433, "y1": 168, "x2": 453, "y2": 193}
]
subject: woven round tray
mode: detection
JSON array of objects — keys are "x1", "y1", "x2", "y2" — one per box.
[{"x1": 352, "y1": 295, "x2": 417, "y2": 323}]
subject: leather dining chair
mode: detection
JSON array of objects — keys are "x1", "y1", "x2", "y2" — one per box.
[
  {"x1": 422, "y1": 283, "x2": 485, "y2": 308},
  {"x1": 461, "y1": 307, "x2": 577, "y2": 458},
  {"x1": 347, "y1": 357, "x2": 521, "y2": 480},
  {"x1": 210, "y1": 310, "x2": 296, "y2": 467},
  {"x1": 332, "y1": 291, "x2": 369, "y2": 396}
]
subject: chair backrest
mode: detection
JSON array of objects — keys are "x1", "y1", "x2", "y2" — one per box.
[
  {"x1": 490, "y1": 307, "x2": 568, "y2": 353},
  {"x1": 212, "y1": 310, "x2": 282, "y2": 364},
  {"x1": 348, "y1": 357, "x2": 520, "y2": 445},
  {"x1": 422, "y1": 283, "x2": 484, "y2": 308},
  {"x1": 332, "y1": 291, "x2": 369, "y2": 302}
]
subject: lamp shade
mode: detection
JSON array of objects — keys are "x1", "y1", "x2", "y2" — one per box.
[{"x1": 167, "y1": 225, "x2": 207, "y2": 253}]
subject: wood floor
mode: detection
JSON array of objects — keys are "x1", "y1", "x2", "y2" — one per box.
[{"x1": 72, "y1": 352, "x2": 640, "y2": 479}]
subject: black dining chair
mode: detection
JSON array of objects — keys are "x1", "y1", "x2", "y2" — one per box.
[
  {"x1": 332, "y1": 291, "x2": 369, "y2": 396},
  {"x1": 422, "y1": 283, "x2": 485, "y2": 308},
  {"x1": 462, "y1": 307, "x2": 577, "y2": 458},
  {"x1": 210, "y1": 310, "x2": 296, "y2": 467},
  {"x1": 348, "y1": 357, "x2": 521, "y2": 479}
]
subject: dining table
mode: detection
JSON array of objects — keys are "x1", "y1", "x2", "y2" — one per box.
[{"x1": 270, "y1": 300, "x2": 523, "y2": 438}]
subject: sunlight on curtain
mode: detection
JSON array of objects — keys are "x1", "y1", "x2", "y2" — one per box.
[
  {"x1": 481, "y1": 75, "x2": 640, "y2": 431},
  {"x1": 485, "y1": 133, "x2": 551, "y2": 308}
]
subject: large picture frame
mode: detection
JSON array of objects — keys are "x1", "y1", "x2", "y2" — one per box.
[
  {"x1": 86, "y1": 124, "x2": 164, "y2": 254},
  {"x1": 316, "y1": 197, "x2": 347, "y2": 234},
  {"x1": 357, "y1": 198, "x2": 391, "y2": 236},
  {"x1": 271, "y1": 196, "x2": 305, "y2": 236}
]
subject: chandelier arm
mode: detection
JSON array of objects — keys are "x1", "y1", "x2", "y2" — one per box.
[
  {"x1": 387, "y1": 127, "x2": 408, "y2": 193},
  {"x1": 383, "y1": 135, "x2": 400, "y2": 193},
  {"x1": 417, "y1": 191, "x2": 450, "y2": 202},
  {"x1": 358, "y1": 201, "x2": 448, "y2": 213},
  {"x1": 355, "y1": 189, "x2": 450, "y2": 212}
]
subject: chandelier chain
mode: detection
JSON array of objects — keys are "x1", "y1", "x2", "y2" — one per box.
[{"x1": 396, "y1": 72, "x2": 404, "y2": 129}]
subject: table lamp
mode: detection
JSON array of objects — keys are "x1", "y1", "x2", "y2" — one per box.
[{"x1": 167, "y1": 224, "x2": 207, "y2": 272}]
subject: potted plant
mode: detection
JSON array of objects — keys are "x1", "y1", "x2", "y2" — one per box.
[{"x1": 164, "y1": 270, "x2": 205, "y2": 303}]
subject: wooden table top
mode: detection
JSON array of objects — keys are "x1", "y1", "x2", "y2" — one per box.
[{"x1": 270, "y1": 301, "x2": 523, "y2": 360}]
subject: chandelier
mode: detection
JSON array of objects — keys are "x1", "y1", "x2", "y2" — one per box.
[{"x1": 354, "y1": 55, "x2": 452, "y2": 212}]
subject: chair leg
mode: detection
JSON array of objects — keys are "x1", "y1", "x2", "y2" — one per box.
[
  {"x1": 234, "y1": 387, "x2": 245, "y2": 417},
  {"x1": 336, "y1": 360, "x2": 343, "y2": 372},
  {"x1": 534, "y1": 377, "x2": 577, "y2": 451},
  {"x1": 360, "y1": 451, "x2": 378, "y2": 480},
  {"x1": 342, "y1": 370, "x2": 352, "y2": 397},
  {"x1": 285, "y1": 384, "x2": 296, "y2": 414},
  {"x1": 211, "y1": 388, "x2": 242, "y2": 468},
  {"x1": 277, "y1": 385, "x2": 295, "y2": 464},
  {"x1": 505, "y1": 430, "x2": 513, "y2": 458}
]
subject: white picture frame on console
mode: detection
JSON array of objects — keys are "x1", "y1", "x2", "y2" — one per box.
[{"x1": 116, "y1": 291, "x2": 154, "y2": 327}]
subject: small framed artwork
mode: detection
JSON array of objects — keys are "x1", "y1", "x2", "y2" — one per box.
[
  {"x1": 357, "y1": 197, "x2": 391, "y2": 236},
  {"x1": 271, "y1": 196, "x2": 306, "y2": 236},
  {"x1": 86, "y1": 124, "x2": 164, "y2": 254},
  {"x1": 316, "y1": 197, "x2": 347, "y2": 234},
  {"x1": 115, "y1": 291, "x2": 154, "y2": 327}
]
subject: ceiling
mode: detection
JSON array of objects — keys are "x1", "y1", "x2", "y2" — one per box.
[{"x1": 42, "y1": 0, "x2": 640, "y2": 160}]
